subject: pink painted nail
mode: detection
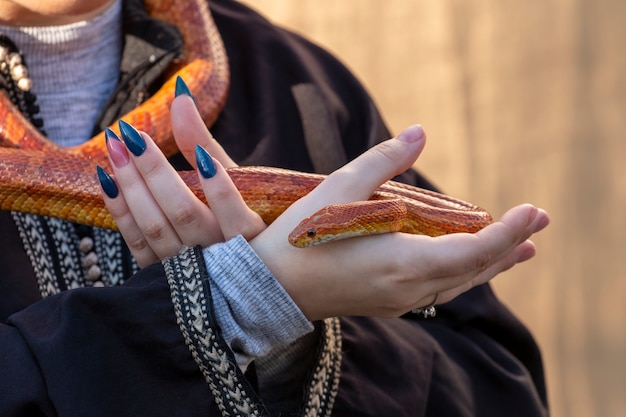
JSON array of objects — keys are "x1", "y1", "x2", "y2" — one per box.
[
  {"x1": 105, "y1": 128, "x2": 130, "y2": 168},
  {"x1": 396, "y1": 125, "x2": 425, "y2": 143}
]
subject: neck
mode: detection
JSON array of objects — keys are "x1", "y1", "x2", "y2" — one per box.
[
  {"x1": 0, "y1": 0, "x2": 123, "y2": 146},
  {"x1": 0, "y1": 0, "x2": 117, "y2": 27}
]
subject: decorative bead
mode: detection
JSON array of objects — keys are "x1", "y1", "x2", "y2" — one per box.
[
  {"x1": 16, "y1": 77, "x2": 32, "y2": 92},
  {"x1": 92, "y1": 281, "x2": 105, "y2": 288},
  {"x1": 79, "y1": 236, "x2": 94, "y2": 252},
  {"x1": 82, "y1": 251, "x2": 99, "y2": 268},
  {"x1": 86, "y1": 264, "x2": 102, "y2": 281},
  {"x1": 0, "y1": 36, "x2": 43, "y2": 132},
  {"x1": 8, "y1": 52, "x2": 21, "y2": 67},
  {"x1": 11, "y1": 63, "x2": 27, "y2": 79}
]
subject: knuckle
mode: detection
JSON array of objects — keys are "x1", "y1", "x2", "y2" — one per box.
[
  {"x1": 139, "y1": 155, "x2": 162, "y2": 179},
  {"x1": 473, "y1": 240, "x2": 493, "y2": 272},
  {"x1": 126, "y1": 235, "x2": 149, "y2": 253},
  {"x1": 170, "y1": 202, "x2": 198, "y2": 227},
  {"x1": 378, "y1": 276, "x2": 421, "y2": 313},
  {"x1": 368, "y1": 141, "x2": 401, "y2": 165},
  {"x1": 206, "y1": 181, "x2": 237, "y2": 203},
  {"x1": 142, "y1": 219, "x2": 166, "y2": 241}
]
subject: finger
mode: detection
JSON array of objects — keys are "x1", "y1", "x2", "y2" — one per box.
[
  {"x1": 418, "y1": 204, "x2": 547, "y2": 279},
  {"x1": 106, "y1": 127, "x2": 185, "y2": 257},
  {"x1": 117, "y1": 122, "x2": 224, "y2": 246},
  {"x1": 425, "y1": 239, "x2": 537, "y2": 309},
  {"x1": 445, "y1": 208, "x2": 547, "y2": 295},
  {"x1": 195, "y1": 145, "x2": 267, "y2": 241},
  {"x1": 318, "y1": 124, "x2": 427, "y2": 202},
  {"x1": 171, "y1": 78, "x2": 237, "y2": 169},
  {"x1": 410, "y1": 205, "x2": 549, "y2": 305},
  {"x1": 113, "y1": 123, "x2": 223, "y2": 257},
  {"x1": 273, "y1": 125, "x2": 428, "y2": 231},
  {"x1": 97, "y1": 165, "x2": 159, "y2": 266}
]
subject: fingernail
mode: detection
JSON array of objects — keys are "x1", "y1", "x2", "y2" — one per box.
[
  {"x1": 527, "y1": 206, "x2": 539, "y2": 226},
  {"x1": 396, "y1": 124, "x2": 425, "y2": 143},
  {"x1": 195, "y1": 144, "x2": 217, "y2": 178},
  {"x1": 105, "y1": 128, "x2": 129, "y2": 167},
  {"x1": 118, "y1": 120, "x2": 146, "y2": 156},
  {"x1": 175, "y1": 76, "x2": 197, "y2": 104},
  {"x1": 536, "y1": 210, "x2": 550, "y2": 231},
  {"x1": 97, "y1": 165, "x2": 119, "y2": 198}
]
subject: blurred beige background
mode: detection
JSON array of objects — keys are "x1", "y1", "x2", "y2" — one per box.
[{"x1": 238, "y1": 1, "x2": 625, "y2": 416}]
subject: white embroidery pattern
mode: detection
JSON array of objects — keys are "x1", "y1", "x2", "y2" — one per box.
[{"x1": 164, "y1": 246, "x2": 342, "y2": 417}]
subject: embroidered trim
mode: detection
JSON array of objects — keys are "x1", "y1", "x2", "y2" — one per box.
[
  {"x1": 164, "y1": 246, "x2": 268, "y2": 416},
  {"x1": 12, "y1": 212, "x2": 135, "y2": 296},
  {"x1": 12, "y1": 212, "x2": 60, "y2": 296},
  {"x1": 94, "y1": 226, "x2": 138, "y2": 286},
  {"x1": 164, "y1": 246, "x2": 342, "y2": 417},
  {"x1": 302, "y1": 317, "x2": 342, "y2": 417}
]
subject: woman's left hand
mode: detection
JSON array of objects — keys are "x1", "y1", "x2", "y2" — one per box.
[{"x1": 99, "y1": 95, "x2": 266, "y2": 267}]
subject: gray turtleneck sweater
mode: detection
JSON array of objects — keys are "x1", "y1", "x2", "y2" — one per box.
[{"x1": 0, "y1": 0, "x2": 122, "y2": 147}]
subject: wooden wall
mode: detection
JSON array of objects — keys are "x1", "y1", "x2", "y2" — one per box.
[{"x1": 237, "y1": 1, "x2": 626, "y2": 416}]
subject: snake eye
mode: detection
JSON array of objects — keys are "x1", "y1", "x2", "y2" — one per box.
[{"x1": 307, "y1": 229, "x2": 316, "y2": 238}]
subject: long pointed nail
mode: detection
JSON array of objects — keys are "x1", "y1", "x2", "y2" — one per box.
[
  {"x1": 118, "y1": 120, "x2": 146, "y2": 156},
  {"x1": 175, "y1": 76, "x2": 196, "y2": 104},
  {"x1": 97, "y1": 165, "x2": 119, "y2": 198},
  {"x1": 195, "y1": 145, "x2": 217, "y2": 178},
  {"x1": 105, "y1": 128, "x2": 129, "y2": 167},
  {"x1": 104, "y1": 127, "x2": 120, "y2": 143}
]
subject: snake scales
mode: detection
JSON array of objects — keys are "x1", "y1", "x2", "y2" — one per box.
[{"x1": 0, "y1": 0, "x2": 492, "y2": 247}]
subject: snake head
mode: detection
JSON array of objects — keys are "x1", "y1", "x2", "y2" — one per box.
[{"x1": 287, "y1": 199, "x2": 407, "y2": 248}]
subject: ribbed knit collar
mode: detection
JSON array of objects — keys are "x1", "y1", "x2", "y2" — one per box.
[{"x1": 0, "y1": 0, "x2": 123, "y2": 146}]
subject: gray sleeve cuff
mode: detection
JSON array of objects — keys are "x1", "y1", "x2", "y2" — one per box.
[{"x1": 202, "y1": 235, "x2": 314, "y2": 368}]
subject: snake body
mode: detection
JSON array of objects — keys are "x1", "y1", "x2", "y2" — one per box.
[
  {"x1": 0, "y1": 0, "x2": 228, "y2": 165},
  {"x1": 0, "y1": 147, "x2": 492, "y2": 247},
  {"x1": 0, "y1": 0, "x2": 493, "y2": 247}
]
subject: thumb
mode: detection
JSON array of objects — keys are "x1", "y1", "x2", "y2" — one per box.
[
  {"x1": 272, "y1": 125, "x2": 428, "y2": 232},
  {"x1": 316, "y1": 124, "x2": 427, "y2": 203}
]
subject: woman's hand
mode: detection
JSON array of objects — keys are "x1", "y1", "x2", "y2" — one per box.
[
  {"x1": 99, "y1": 90, "x2": 549, "y2": 320},
  {"x1": 99, "y1": 95, "x2": 265, "y2": 267},
  {"x1": 248, "y1": 125, "x2": 550, "y2": 320}
]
